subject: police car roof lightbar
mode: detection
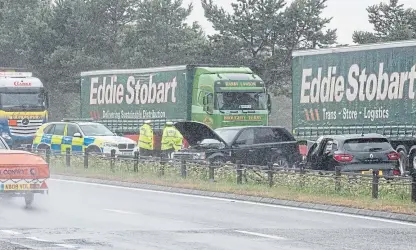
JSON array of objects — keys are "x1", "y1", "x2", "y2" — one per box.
[
  {"x1": 61, "y1": 118, "x2": 94, "y2": 122},
  {"x1": 0, "y1": 72, "x2": 33, "y2": 77}
]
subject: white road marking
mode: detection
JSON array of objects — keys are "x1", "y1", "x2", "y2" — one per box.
[
  {"x1": 0, "y1": 230, "x2": 21, "y2": 235},
  {"x1": 103, "y1": 209, "x2": 136, "y2": 215},
  {"x1": 235, "y1": 230, "x2": 286, "y2": 240},
  {"x1": 51, "y1": 178, "x2": 416, "y2": 227},
  {"x1": 25, "y1": 236, "x2": 50, "y2": 242},
  {"x1": 55, "y1": 243, "x2": 77, "y2": 249}
]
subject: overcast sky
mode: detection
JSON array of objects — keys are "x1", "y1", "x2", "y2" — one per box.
[{"x1": 182, "y1": 0, "x2": 416, "y2": 45}]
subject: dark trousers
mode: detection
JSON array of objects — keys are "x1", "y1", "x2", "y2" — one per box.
[
  {"x1": 161, "y1": 149, "x2": 175, "y2": 159},
  {"x1": 140, "y1": 148, "x2": 153, "y2": 157}
]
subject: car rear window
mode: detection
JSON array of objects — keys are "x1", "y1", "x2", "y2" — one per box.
[{"x1": 343, "y1": 138, "x2": 392, "y2": 152}]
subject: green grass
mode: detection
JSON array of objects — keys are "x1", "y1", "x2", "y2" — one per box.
[{"x1": 44, "y1": 153, "x2": 416, "y2": 215}]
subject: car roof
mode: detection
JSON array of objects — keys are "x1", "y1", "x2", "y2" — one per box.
[
  {"x1": 326, "y1": 133, "x2": 387, "y2": 141},
  {"x1": 45, "y1": 121, "x2": 100, "y2": 126}
]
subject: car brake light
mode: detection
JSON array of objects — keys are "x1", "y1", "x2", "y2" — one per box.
[
  {"x1": 392, "y1": 169, "x2": 401, "y2": 176},
  {"x1": 387, "y1": 152, "x2": 400, "y2": 161},
  {"x1": 333, "y1": 154, "x2": 353, "y2": 162}
]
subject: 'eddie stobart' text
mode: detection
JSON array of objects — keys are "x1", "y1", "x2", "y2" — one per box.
[
  {"x1": 89, "y1": 75, "x2": 178, "y2": 105},
  {"x1": 300, "y1": 63, "x2": 416, "y2": 103}
]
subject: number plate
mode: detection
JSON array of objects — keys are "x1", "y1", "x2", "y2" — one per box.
[
  {"x1": 121, "y1": 151, "x2": 132, "y2": 156},
  {"x1": 361, "y1": 170, "x2": 383, "y2": 176},
  {"x1": 4, "y1": 184, "x2": 30, "y2": 190}
]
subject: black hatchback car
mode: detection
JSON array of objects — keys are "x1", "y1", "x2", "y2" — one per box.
[
  {"x1": 306, "y1": 133, "x2": 401, "y2": 176},
  {"x1": 172, "y1": 121, "x2": 302, "y2": 168}
]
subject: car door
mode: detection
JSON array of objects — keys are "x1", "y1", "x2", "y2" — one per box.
[
  {"x1": 253, "y1": 127, "x2": 276, "y2": 166},
  {"x1": 316, "y1": 138, "x2": 334, "y2": 170},
  {"x1": 231, "y1": 128, "x2": 255, "y2": 165},
  {"x1": 50, "y1": 123, "x2": 66, "y2": 154},
  {"x1": 65, "y1": 124, "x2": 84, "y2": 153}
]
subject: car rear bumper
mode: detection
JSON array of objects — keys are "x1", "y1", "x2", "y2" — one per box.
[{"x1": 339, "y1": 163, "x2": 398, "y2": 176}]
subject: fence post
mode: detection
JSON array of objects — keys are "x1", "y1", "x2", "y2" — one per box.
[
  {"x1": 65, "y1": 148, "x2": 71, "y2": 167},
  {"x1": 411, "y1": 171, "x2": 416, "y2": 202},
  {"x1": 180, "y1": 157, "x2": 187, "y2": 178},
  {"x1": 159, "y1": 154, "x2": 165, "y2": 177},
  {"x1": 209, "y1": 163, "x2": 215, "y2": 182},
  {"x1": 372, "y1": 170, "x2": 379, "y2": 199},
  {"x1": 236, "y1": 160, "x2": 242, "y2": 184},
  {"x1": 84, "y1": 150, "x2": 89, "y2": 169},
  {"x1": 133, "y1": 151, "x2": 139, "y2": 173},
  {"x1": 335, "y1": 166, "x2": 341, "y2": 191},
  {"x1": 110, "y1": 149, "x2": 116, "y2": 172},
  {"x1": 45, "y1": 148, "x2": 51, "y2": 165},
  {"x1": 267, "y1": 162, "x2": 274, "y2": 187},
  {"x1": 299, "y1": 163, "x2": 305, "y2": 188}
]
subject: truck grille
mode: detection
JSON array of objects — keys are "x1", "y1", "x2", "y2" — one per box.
[{"x1": 9, "y1": 119, "x2": 44, "y2": 136}]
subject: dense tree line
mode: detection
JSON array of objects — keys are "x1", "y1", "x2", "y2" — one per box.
[{"x1": 0, "y1": 0, "x2": 414, "y2": 119}]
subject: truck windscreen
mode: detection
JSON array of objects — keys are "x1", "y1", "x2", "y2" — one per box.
[
  {"x1": 0, "y1": 92, "x2": 46, "y2": 111},
  {"x1": 216, "y1": 92, "x2": 267, "y2": 110}
]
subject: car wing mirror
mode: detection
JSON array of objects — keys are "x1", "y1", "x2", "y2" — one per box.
[{"x1": 73, "y1": 132, "x2": 82, "y2": 138}]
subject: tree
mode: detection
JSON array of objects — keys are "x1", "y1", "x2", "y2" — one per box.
[
  {"x1": 122, "y1": 0, "x2": 207, "y2": 67},
  {"x1": 353, "y1": 0, "x2": 416, "y2": 44},
  {"x1": 202, "y1": 0, "x2": 336, "y2": 96}
]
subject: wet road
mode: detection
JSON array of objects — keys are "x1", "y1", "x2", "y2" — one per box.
[{"x1": 0, "y1": 179, "x2": 416, "y2": 250}]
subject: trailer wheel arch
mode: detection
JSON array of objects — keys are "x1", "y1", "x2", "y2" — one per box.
[{"x1": 408, "y1": 146, "x2": 416, "y2": 170}]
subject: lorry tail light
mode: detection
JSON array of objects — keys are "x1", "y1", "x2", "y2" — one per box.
[
  {"x1": 333, "y1": 154, "x2": 353, "y2": 162},
  {"x1": 387, "y1": 152, "x2": 400, "y2": 161},
  {"x1": 392, "y1": 169, "x2": 401, "y2": 176}
]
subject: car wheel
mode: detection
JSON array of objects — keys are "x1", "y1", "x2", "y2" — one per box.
[
  {"x1": 36, "y1": 144, "x2": 50, "y2": 154},
  {"x1": 210, "y1": 157, "x2": 225, "y2": 166},
  {"x1": 272, "y1": 156, "x2": 290, "y2": 170},
  {"x1": 86, "y1": 146, "x2": 102, "y2": 155}
]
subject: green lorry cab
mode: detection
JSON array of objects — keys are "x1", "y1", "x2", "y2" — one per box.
[
  {"x1": 79, "y1": 64, "x2": 271, "y2": 152},
  {"x1": 291, "y1": 40, "x2": 416, "y2": 172}
]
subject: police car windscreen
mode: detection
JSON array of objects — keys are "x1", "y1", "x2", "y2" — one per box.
[{"x1": 79, "y1": 124, "x2": 114, "y2": 136}]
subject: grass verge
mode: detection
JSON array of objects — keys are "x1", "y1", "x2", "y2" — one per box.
[{"x1": 47, "y1": 154, "x2": 416, "y2": 215}]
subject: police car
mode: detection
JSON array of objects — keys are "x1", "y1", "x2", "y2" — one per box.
[{"x1": 32, "y1": 119, "x2": 137, "y2": 157}]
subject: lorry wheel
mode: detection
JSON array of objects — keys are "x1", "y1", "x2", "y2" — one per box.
[
  {"x1": 397, "y1": 149, "x2": 407, "y2": 174},
  {"x1": 24, "y1": 192, "x2": 34, "y2": 207},
  {"x1": 410, "y1": 152, "x2": 416, "y2": 172}
]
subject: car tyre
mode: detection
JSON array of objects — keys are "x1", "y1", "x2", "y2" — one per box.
[
  {"x1": 86, "y1": 146, "x2": 102, "y2": 156},
  {"x1": 24, "y1": 192, "x2": 34, "y2": 207},
  {"x1": 272, "y1": 155, "x2": 290, "y2": 171},
  {"x1": 210, "y1": 157, "x2": 225, "y2": 166}
]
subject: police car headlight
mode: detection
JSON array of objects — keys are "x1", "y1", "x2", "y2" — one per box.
[
  {"x1": 103, "y1": 142, "x2": 118, "y2": 148},
  {"x1": 1, "y1": 132, "x2": 11, "y2": 140},
  {"x1": 193, "y1": 152, "x2": 206, "y2": 160}
]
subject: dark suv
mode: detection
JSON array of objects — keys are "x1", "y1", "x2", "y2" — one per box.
[
  {"x1": 306, "y1": 133, "x2": 401, "y2": 176},
  {"x1": 173, "y1": 121, "x2": 302, "y2": 168}
]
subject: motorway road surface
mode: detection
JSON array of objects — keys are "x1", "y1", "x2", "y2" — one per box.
[{"x1": 0, "y1": 179, "x2": 416, "y2": 250}]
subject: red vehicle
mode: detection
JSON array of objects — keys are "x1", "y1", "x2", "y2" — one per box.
[{"x1": 0, "y1": 136, "x2": 49, "y2": 207}]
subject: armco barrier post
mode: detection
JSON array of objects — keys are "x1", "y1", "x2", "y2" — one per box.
[
  {"x1": 159, "y1": 155, "x2": 165, "y2": 177},
  {"x1": 236, "y1": 161, "x2": 242, "y2": 184},
  {"x1": 335, "y1": 166, "x2": 341, "y2": 191},
  {"x1": 84, "y1": 150, "x2": 89, "y2": 169},
  {"x1": 267, "y1": 162, "x2": 274, "y2": 187},
  {"x1": 372, "y1": 170, "x2": 379, "y2": 199},
  {"x1": 45, "y1": 148, "x2": 51, "y2": 165},
  {"x1": 299, "y1": 162, "x2": 305, "y2": 188},
  {"x1": 110, "y1": 149, "x2": 116, "y2": 172},
  {"x1": 209, "y1": 163, "x2": 215, "y2": 182},
  {"x1": 411, "y1": 171, "x2": 416, "y2": 202},
  {"x1": 65, "y1": 148, "x2": 70, "y2": 167},
  {"x1": 133, "y1": 151, "x2": 139, "y2": 173},
  {"x1": 180, "y1": 157, "x2": 187, "y2": 178}
]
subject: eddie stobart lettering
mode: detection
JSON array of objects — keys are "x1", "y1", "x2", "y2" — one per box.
[
  {"x1": 89, "y1": 75, "x2": 178, "y2": 105},
  {"x1": 300, "y1": 63, "x2": 416, "y2": 103}
]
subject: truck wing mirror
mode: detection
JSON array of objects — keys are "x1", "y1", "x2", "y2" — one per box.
[
  {"x1": 45, "y1": 91, "x2": 49, "y2": 108},
  {"x1": 203, "y1": 93, "x2": 213, "y2": 114}
]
